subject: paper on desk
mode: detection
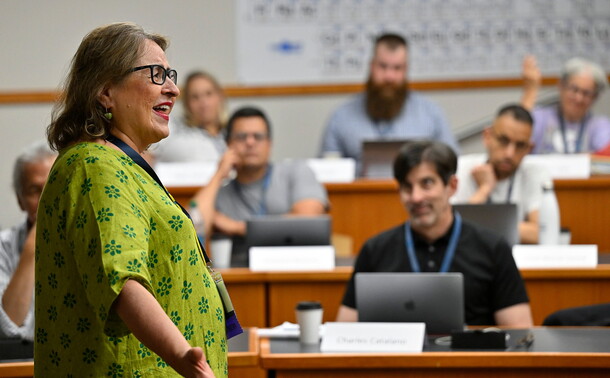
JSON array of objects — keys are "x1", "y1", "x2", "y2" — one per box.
[{"x1": 258, "y1": 321, "x2": 325, "y2": 339}]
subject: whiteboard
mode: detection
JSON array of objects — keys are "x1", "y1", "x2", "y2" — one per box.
[{"x1": 236, "y1": 0, "x2": 610, "y2": 85}]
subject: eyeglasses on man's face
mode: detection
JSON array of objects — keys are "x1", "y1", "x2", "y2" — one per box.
[
  {"x1": 230, "y1": 132, "x2": 269, "y2": 143},
  {"x1": 491, "y1": 129, "x2": 530, "y2": 152},
  {"x1": 131, "y1": 64, "x2": 177, "y2": 85}
]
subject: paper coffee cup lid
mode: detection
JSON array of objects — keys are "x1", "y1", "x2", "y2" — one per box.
[{"x1": 296, "y1": 301, "x2": 322, "y2": 310}]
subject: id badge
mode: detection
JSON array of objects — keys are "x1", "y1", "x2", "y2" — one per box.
[{"x1": 207, "y1": 263, "x2": 243, "y2": 339}]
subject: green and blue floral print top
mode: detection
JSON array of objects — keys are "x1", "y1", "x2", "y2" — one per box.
[{"x1": 34, "y1": 142, "x2": 227, "y2": 377}]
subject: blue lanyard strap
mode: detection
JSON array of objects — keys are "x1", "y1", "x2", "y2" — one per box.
[
  {"x1": 404, "y1": 212, "x2": 462, "y2": 273},
  {"x1": 106, "y1": 135, "x2": 210, "y2": 263},
  {"x1": 233, "y1": 164, "x2": 272, "y2": 216},
  {"x1": 558, "y1": 106, "x2": 588, "y2": 154},
  {"x1": 486, "y1": 175, "x2": 515, "y2": 204}
]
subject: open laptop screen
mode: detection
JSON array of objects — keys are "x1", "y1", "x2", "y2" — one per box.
[
  {"x1": 452, "y1": 203, "x2": 519, "y2": 246},
  {"x1": 245, "y1": 215, "x2": 331, "y2": 247},
  {"x1": 355, "y1": 272, "x2": 464, "y2": 335},
  {"x1": 360, "y1": 139, "x2": 410, "y2": 178}
]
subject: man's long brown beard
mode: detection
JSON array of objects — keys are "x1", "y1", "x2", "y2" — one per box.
[{"x1": 365, "y1": 77, "x2": 409, "y2": 122}]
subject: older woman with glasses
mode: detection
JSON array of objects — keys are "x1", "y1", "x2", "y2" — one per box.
[
  {"x1": 36, "y1": 22, "x2": 232, "y2": 377},
  {"x1": 521, "y1": 55, "x2": 610, "y2": 154}
]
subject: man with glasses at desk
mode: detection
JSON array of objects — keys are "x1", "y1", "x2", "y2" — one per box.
[
  {"x1": 453, "y1": 104, "x2": 550, "y2": 244},
  {"x1": 212, "y1": 107, "x2": 328, "y2": 264}
]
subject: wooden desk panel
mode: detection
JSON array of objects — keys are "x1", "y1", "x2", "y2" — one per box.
[
  {"x1": 169, "y1": 176, "x2": 610, "y2": 255},
  {"x1": 0, "y1": 362, "x2": 32, "y2": 378},
  {"x1": 228, "y1": 328, "x2": 265, "y2": 378},
  {"x1": 554, "y1": 177, "x2": 610, "y2": 250},
  {"x1": 222, "y1": 266, "x2": 610, "y2": 327},
  {"x1": 219, "y1": 269, "x2": 267, "y2": 328},
  {"x1": 522, "y1": 266, "x2": 610, "y2": 324},
  {"x1": 260, "y1": 329, "x2": 610, "y2": 378},
  {"x1": 265, "y1": 268, "x2": 353, "y2": 326}
]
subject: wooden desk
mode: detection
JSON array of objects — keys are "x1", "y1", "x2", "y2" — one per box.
[
  {"x1": 260, "y1": 328, "x2": 610, "y2": 378},
  {"x1": 0, "y1": 329, "x2": 263, "y2": 378},
  {"x1": 169, "y1": 176, "x2": 610, "y2": 255},
  {"x1": 0, "y1": 362, "x2": 31, "y2": 378},
  {"x1": 222, "y1": 265, "x2": 610, "y2": 327},
  {"x1": 219, "y1": 269, "x2": 267, "y2": 327},
  {"x1": 521, "y1": 265, "x2": 610, "y2": 324},
  {"x1": 553, "y1": 177, "x2": 610, "y2": 250}
]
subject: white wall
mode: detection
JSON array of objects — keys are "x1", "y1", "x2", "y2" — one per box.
[{"x1": 0, "y1": 0, "x2": 608, "y2": 227}]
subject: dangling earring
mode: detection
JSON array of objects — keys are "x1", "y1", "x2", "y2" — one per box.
[{"x1": 104, "y1": 108, "x2": 113, "y2": 120}]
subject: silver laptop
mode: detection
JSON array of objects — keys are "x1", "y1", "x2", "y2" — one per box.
[
  {"x1": 452, "y1": 203, "x2": 519, "y2": 246},
  {"x1": 355, "y1": 272, "x2": 464, "y2": 335},
  {"x1": 360, "y1": 139, "x2": 410, "y2": 178},
  {"x1": 245, "y1": 215, "x2": 331, "y2": 247}
]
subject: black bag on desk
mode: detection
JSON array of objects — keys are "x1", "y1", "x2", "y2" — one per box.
[
  {"x1": 0, "y1": 338, "x2": 33, "y2": 361},
  {"x1": 543, "y1": 303, "x2": 610, "y2": 326}
]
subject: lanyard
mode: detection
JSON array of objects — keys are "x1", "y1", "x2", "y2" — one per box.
[
  {"x1": 558, "y1": 107, "x2": 588, "y2": 154},
  {"x1": 404, "y1": 213, "x2": 462, "y2": 273},
  {"x1": 106, "y1": 135, "x2": 210, "y2": 263},
  {"x1": 106, "y1": 135, "x2": 244, "y2": 338},
  {"x1": 233, "y1": 165, "x2": 272, "y2": 216},
  {"x1": 486, "y1": 175, "x2": 515, "y2": 204}
]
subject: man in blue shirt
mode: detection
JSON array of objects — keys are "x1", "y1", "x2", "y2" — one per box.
[{"x1": 320, "y1": 33, "x2": 458, "y2": 175}]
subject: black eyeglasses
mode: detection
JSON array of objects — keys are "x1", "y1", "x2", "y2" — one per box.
[
  {"x1": 231, "y1": 132, "x2": 269, "y2": 143},
  {"x1": 131, "y1": 64, "x2": 177, "y2": 85}
]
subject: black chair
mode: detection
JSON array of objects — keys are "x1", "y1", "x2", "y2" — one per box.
[{"x1": 543, "y1": 303, "x2": 610, "y2": 326}]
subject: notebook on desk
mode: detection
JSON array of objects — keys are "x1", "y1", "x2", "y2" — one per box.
[
  {"x1": 0, "y1": 339, "x2": 33, "y2": 362},
  {"x1": 360, "y1": 139, "x2": 410, "y2": 178},
  {"x1": 452, "y1": 203, "x2": 519, "y2": 246},
  {"x1": 355, "y1": 272, "x2": 464, "y2": 335}
]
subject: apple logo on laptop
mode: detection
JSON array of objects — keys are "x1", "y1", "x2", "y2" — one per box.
[{"x1": 404, "y1": 300, "x2": 416, "y2": 311}]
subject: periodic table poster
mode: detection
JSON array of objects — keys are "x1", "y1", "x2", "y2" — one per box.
[{"x1": 236, "y1": 0, "x2": 610, "y2": 85}]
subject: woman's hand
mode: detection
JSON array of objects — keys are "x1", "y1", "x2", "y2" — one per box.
[
  {"x1": 216, "y1": 149, "x2": 240, "y2": 180},
  {"x1": 521, "y1": 55, "x2": 541, "y2": 110},
  {"x1": 171, "y1": 346, "x2": 215, "y2": 378},
  {"x1": 522, "y1": 55, "x2": 541, "y2": 89}
]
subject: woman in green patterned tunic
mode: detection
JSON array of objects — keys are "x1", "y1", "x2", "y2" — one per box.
[{"x1": 35, "y1": 22, "x2": 227, "y2": 377}]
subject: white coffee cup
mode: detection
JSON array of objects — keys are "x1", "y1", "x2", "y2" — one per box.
[
  {"x1": 559, "y1": 228, "x2": 572, "y2": 245},
  {"x1": 295, "y1": 301, "x2": 323, "y2": 344},
  {"x1": 210, "y1": 238, "x2": 232, "y2": 269}
]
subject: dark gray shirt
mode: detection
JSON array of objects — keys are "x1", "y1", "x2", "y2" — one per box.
[{"x1": 215, "y1": 159, "x2": 328, "y2": 220}]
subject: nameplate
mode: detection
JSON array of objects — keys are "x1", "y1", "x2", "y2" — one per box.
[
  {"x1": 155, "y1": 161, "x2": 217, "y2": 186},
  {"x1": 320, "y1": 322, "x2": 425, "y2": 353},
  {"x1": 307, "y1": 158, "x2": 356, "y2": 183},
  {"x1": 523, "y1": 154, "x2": 590, "y2": 179},
  {"x1": 249, "y1": 245, "x2": 335, "y2": 271},
  {"x1": 513, "y1": 245, "x2": 598, "y2": 268}
]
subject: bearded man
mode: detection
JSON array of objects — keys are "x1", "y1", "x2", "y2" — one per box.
[{"x1": 320, "y1": 33, "x2": 458, "y2": 175}]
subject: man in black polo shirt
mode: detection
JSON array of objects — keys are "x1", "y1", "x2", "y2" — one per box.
[{"x1": 336, "y1": 140, "x2": 533, "y2": 326}]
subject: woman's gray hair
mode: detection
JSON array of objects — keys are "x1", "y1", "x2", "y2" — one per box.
[
  {"x1": 561, "y1": 57, "x2": 608, "y2": 95},
  {"x1": 13, "y1": 140, "x2": 57, "y2": 198}
]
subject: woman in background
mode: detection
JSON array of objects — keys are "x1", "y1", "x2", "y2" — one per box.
[
  {"x1": 521, "y1": 55, "x2": 610, "y2": 154},
  {"x1": 154, "y1": 71, "x2": 228, "y2": 162}
]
